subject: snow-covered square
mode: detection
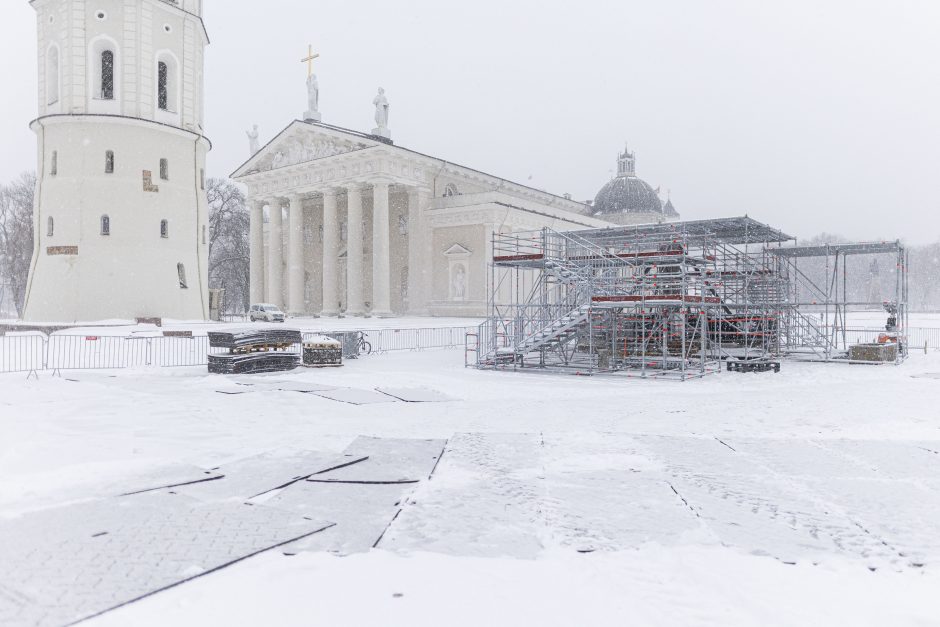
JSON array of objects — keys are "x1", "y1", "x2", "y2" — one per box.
[
  {"x1": 2, "y1": 0, "x2": 939, "y2": 625},
  {"x1": 2, "y1": 343, "x2": 940, "y2": 626}
]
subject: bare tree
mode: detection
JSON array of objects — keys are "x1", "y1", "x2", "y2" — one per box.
[
  {"x1": 206, "y1": 177, "x2": 250, "y2": 313},
  {"x1": 0, "y1": 172, "x2": 36, "y2": 316}
]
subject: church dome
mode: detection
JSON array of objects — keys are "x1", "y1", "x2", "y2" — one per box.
[{"x1": 593, "y1": 146, "x2": 663, "y2": 216}]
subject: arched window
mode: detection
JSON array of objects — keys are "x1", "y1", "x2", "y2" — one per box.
[
  {"x1": 160, "y1": 219, "x2": 169, "y2": 239},
  {"x1": 157, "y1": 61, "x2": 168, "y2": 110},
  {"x1": 89, "y1": 37, "x2": 120, "y2": 110},
  {"x1": 101, "y1": 50, "x2": 114, "y2": 100},
  {"x1": 443, "y1": 183, "x2": 459, "y2": 197},
  {"x1": 47, "y1": 217, "x2": 54, "y2": 237},
  {"x1": 177, "y1": 263, "x2": 188, "y2": 289},
  {"x1": 100, "y1": 215, "x2": 110, "y2": 236},
  {"x1": 105, "y1": 151, "x2": 114, "y2": 174},
  {"x1": 200, "y1": 169, "x2": 206, "y2": 190},
  {"x1": 160, "y1": 158, "x2": 169, "y2": 181},
  {"x1": 202, "y1": 225, "x2": 207, "y2": 245},
  {"x1": 155, "y1": 53, "x2": 179, "y2": 114},
  {"x1": 46, "y1": 45, "x2": 60, "y2": 105},
  {"x1": 50, "y1": 151, "x2": 58, "y2": 176}
]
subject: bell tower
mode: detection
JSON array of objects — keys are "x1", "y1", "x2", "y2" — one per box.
[{"x1": 22, "y1": 0, "x2": 210, "y2": 322}]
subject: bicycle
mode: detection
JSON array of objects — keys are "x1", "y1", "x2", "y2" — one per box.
[{"x1": 356, "y1": 332, "x2": 372, "y2": 356}]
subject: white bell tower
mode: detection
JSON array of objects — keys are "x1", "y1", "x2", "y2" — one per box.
[{"x1": 22, "y1": 0, "x2": 210, "y2": 322}]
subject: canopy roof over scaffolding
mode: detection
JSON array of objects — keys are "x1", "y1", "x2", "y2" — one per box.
[
  {"x1": 769, "y1": 241, "x2": 904, "y2": 258},
  {"x1": 573, "y1": 216, "x2": 794, "y2": 247}
]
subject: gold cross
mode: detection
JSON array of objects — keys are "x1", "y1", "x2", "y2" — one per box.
[{"x1": 301, "y1": 45, "x2": 320, "y2": 78}]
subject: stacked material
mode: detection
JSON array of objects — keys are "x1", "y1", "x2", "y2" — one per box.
[
  {"x1": 208, "y1": 352, "x2": 300, "y2": 375},
  {"x1": 208, "y1": 328, "x2": 302, "y2": 374},
  {"x1": 303, "y1": 335, "x2": 343, "y2": 368},
  {"x1": 208, "y1": 329, "x2": 302, "y2": 350},
  {"x1": 849, "y1": 343, "x2": 898, "y2": 363}
]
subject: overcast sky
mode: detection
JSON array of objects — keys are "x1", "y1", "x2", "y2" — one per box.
[{"x1": 1, "y1": 0, "x2": 938, "y2": 243}]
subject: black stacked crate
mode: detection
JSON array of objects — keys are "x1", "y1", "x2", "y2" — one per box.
[{"x1": 208, "y1": 329, "x2": 302, "y2": 374}]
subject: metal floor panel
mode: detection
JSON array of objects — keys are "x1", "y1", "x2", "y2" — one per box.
[
  {"x1": 307, "y1": 436, "x2": 447, "y2": 484},
  {"x1": 313, "y1": 388, "x2": 400, "y2": 405},
  {"x1": 375, "y1": 387, "x2": 458, "y2": 403},
  {"x1": 0, "y1": 492, "x2": 330, "y2": 627},
  {"x1": 176, "y1": 449, "x2": 341, "y2": 501}
]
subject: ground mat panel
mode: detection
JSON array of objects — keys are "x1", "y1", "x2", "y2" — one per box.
[
  {"x1": 208, "y1": 329, "x2": 302, "y2": 350},
  {"x1": 208, "y1": 353, "x2": 300, "y2": 375},
  {"x1": 247, "y1": 380, "x2": 340, "y2": 393},
  {"x1": 0, "y1": 492, "x2": 331, "y2": 627},
  {"x1": 313, "y1": 388, "x2": 399, "y2": 405},
  {"x1": 268, "y1": 481, "x2": 415, "y2": 555},
  {"x1": 176, "y1": 449, "x2": 340, "y2": 501},
  {"x1": 376, "y1": 387, "x2": 457, "y2": 403},
  {"x1": 114, "y1": 464, "x2": 223, "y2": 496},
  {"x1": 307, "y1": 436, "x2": 447, "y2": 483}
]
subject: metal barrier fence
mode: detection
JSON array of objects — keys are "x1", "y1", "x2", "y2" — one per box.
[
  {"x1": 844, "y1": 327, "x2": 940, "y2": 352},
  {"x1": 0, "y1": 326, "x2": 477, "y2": 374},
  {"x1": 0, "y1": 335, "x2": 45, "y2": 373}
]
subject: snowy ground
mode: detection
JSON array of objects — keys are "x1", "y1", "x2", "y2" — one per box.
[
  {"x1": 1, "y1": 316, "x2": 483, "y2": 338},
  {"x1": 2, "y1": 349, "x2": 940, "y2": 626},
  {"x1": 2, "y1": 309, "x2": 939, "y2": 337}
]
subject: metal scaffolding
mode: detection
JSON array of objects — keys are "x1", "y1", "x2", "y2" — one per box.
[
  {"x1": 467, "y1": 217, "x2": 909, "y2": 378},
  {"x1": 770, "y1": 241, "x2": 910, "y2": 364}
]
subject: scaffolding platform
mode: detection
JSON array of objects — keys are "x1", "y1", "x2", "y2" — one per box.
[{"x1": 468, "y1": 217, "x2": 909, "y2": 379}]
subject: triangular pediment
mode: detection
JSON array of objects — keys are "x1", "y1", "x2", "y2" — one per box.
[
  {"x1": 232, "y1": 121, "x2": 379, "y2": 179},
  {"x1": 443, "y1": 243, "x2": 473, "y2": 256}
]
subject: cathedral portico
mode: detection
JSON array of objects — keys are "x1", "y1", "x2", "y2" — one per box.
[{"x1": 234, "y1": 115, "x2": 616, "y2": 318}]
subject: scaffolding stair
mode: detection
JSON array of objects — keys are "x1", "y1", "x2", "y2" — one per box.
[{"x1": 511, "y1": 305, "x2": 592, "y2": 356}]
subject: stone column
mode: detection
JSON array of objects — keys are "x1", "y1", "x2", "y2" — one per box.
[
  {"x1": 249, "y1": 198, "x2": 265, "y2": 305},
  {"x1": 407, "y1": 187, "x2": 432, "y2": 314},
  {"x1": 321, "y1": 190, "x2": 340, "y2": 316},
  {"x1": 345, "y1": 186, "x2": 365, "y2": 316},
  {"x1": 371, "y1": 180, "x2": 393, "y2": 317},
  {"x1": 287, "y1": 194, "x2": 305, "y2": 316},
  {"x1": 267, "y1": 197, "x2": 284, "y2": 308}
]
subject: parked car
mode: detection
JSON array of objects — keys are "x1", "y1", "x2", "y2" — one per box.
[{"x1": 249, "y1": 303, "x2": 286, "y2": 323}]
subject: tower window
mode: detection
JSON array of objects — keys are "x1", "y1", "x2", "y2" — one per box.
[
  {"x1": 159, "y1": 159, "x2": 169, "y2": 181},
  {"x1": 101, "y1": 50, "x2": 114, "y2": 100},
  {"x1": 177, "y1": 263, "x2": 188, "y2": 289},
  {"x1": 51, "y1": 151, "x2": 58, "y2": 176},
  {"x1": 47, "y1": 217, "x2": 54, "y2": 237},
  {"x1": 100, "y1": 215, "x2": 110, "y2": 236},
  {"x1": 157, "y1": 61, "x2": 168, "y2": 110},
  {"x1": 46, "y1": 45, "x2": 60, "y2": 105},
  {"x1": 200, "y1": 169, "x2": 205, "y2": 190},
  {"x1": 105, "y1": 151, "x2": 114, "y2": 174},
  {"x1": 160, "y1": 219, "x2": 169, "y2": 239},
  {"x1": 202, "y1": 225, "x2": 207, "y2": 245}
]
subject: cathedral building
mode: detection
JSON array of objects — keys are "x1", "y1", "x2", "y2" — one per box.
[
  {"x1": 235, "y1": 91, "x2": 681, "y2": 318},
  {"x1": 22, "y1": 0, "x2": 210, "y2": 322}
]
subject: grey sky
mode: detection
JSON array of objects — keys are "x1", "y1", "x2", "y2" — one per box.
[{"x1": 1, "y1": 0, "x2": 938, "y2": 243}]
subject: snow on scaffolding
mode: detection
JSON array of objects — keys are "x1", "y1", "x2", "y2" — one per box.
[{"x1": 476, "y1": 215, "x2": 910, "y2": 377}]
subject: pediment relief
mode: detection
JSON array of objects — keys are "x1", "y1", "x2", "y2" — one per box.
[
  {"x1": 255, "y1": 134, "x2": 371, "y2": 173},
  {"x1": 443, "y1": 243, "x2": 473, "y2": 257}
]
